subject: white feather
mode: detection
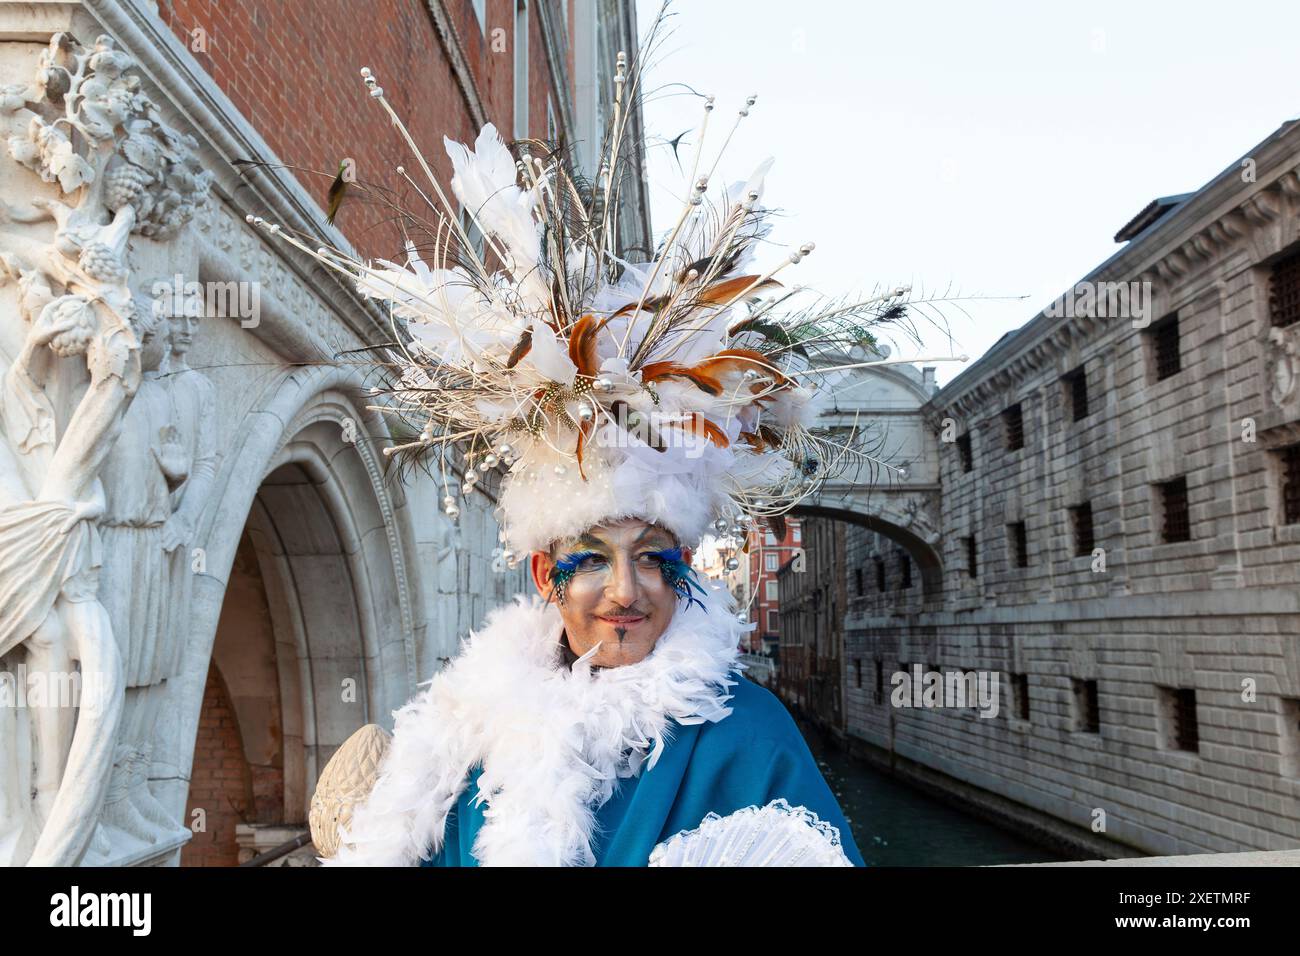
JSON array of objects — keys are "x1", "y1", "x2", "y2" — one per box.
[
  {"x1": 323, "y1": 583, "x2": 748, "y2": 867},
  {"x1": 443, "y1": 123, "x2": 549, "y2": 308}
]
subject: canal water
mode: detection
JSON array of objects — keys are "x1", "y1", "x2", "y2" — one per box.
[{"x1": 799, "y1": 719, "x2": 1070, "y2": 866}]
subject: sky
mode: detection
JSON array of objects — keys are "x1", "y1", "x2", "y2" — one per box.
[{"x1": 634, "y1": 0, "x2": 1300, "y2": 385}]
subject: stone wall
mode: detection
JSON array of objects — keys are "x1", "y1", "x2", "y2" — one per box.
[{"x1": 843, "y1": 119, "x2": 1300, "y2": 856}]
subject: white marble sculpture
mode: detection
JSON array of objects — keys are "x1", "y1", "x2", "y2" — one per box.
[{"x1": 0, "y1": 31, "x2": 210, "y2": 866}]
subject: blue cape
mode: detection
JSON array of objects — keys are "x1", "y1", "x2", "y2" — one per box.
[{"x1": 421, "y1": 675, "x2": 866, "y2": 867}]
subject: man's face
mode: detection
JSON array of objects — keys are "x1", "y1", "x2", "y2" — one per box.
[
  {"x1": 530, "y1": 518, "x2": 693, "y2": 668},
  {"x1": 168, "y1": 312, "x2": 198, "y2": 356},
  {"x1": 139, "y1": 321, "x2": 170, "y2": 373}
]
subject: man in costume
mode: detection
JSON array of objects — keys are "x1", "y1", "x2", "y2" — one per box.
[
  {"x1": 319, "y1": 509, "x2": 863, "y2": 867},
  {"x1": 282, "y1": 50, "x2": 920, "y2": 866}
]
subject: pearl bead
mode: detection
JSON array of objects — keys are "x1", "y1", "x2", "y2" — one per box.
[
  {"x1": 484, "y1": 453, "x2": 499, "y2": 467},
  {"x1": 554, "y1": 465, "x2": 567, "y2": 476}
]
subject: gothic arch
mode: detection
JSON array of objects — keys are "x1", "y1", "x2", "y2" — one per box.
[{"x1": 157, "y1": 365, "x2": 425, "y2": 845}]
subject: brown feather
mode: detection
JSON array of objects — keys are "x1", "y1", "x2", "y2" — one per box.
[
  {"x1": 505, "y1": 329, "x2": 533, "y2": 369},
  {"x1": 665, "y1": 412, "x2": 730, "y2": 449},
  {"x1": 639, "y1": 361, "x2": 724, "y2": 396},
  {"x1": 692, "y1": 348, "x2": 792, "y2": 389},
  {"x1": 567, "y1": 314, "x2": 606, "y2": 379},
  {"x1": 757, "y1": 423, "x2": 782, "y2": 448},
  {"x1": 638, "y1": 347, "x2": 790, "y2": 398},
  {"x1": 691, "y1": 275, "x2": 782, "y2": 309},
  {"x1": 610, "y1": 399, "x2": 667, "y2": 452}
]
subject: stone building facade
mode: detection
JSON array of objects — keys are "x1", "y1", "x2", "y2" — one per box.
[
  {"x1": 842, "y1": 119, "x2": 1300, "y2": 857},
  {"x1": 0, "y1": 0, "x2": 646, "y2": 867}
]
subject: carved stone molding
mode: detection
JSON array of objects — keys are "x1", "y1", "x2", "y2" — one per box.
[{"x1": 1242, "y1": 190, "x2": 1282, "y2": 225}]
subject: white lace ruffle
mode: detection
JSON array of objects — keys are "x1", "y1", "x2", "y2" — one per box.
[{"x1": 647, "y1": 797, "x2": 853, "y2": 867}]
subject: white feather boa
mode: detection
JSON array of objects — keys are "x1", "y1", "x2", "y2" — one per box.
[{"x1": 324, "y1": 582, "x2": 748, "y2": 866}]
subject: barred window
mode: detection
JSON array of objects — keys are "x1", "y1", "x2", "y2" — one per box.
[
  {"x1": 1063, "y1": 366, "x2": 1089, "y2": 421},
  {"x1": 963, "y1": 535, "x2": 977, "y2": 578},
  {"x1": 1003, "y1": 403, "x2": 1024, "y2": 451},
  {"x1": 1160, "y1": 686, "x2": 1199, "y2": 752},
  {"x1": 1269, "y1": 247, "x2": 1300, "y2": 328},
  {"x1": 874, "y1": 556, "x2": 886, "y2": 591},
  {"x1": 1158, "y1": 476, "x2": 1191, "y2": 543},
  {"x1": 898, "y1": 551, "x2": 913, "y2": 589},
  {"x1": 1008, "y1": 521, "x2": 1029, "y2": 568},
  {"x1": 957, "y1": 432, "x2": 973, "y2": 472},
  {"x1": 1070, "y1": 502, "x2": 1095, "y2": 556},
  {"x1": 1073, "y1": 678, "x2": 1100, "y2": 734},
  {"x1": 1280, "y1": 443, "x2": 1300, "y2": 524},
  {"x1": 854, "y1": 567, "x2": 864, "y2": 596},
  {"x1": 874, "y1": 660, "x2": 883, "y2": 705},
  {"x1": 1011, "y1": 672, "x2": 1030, "y2": 721},
  {"x1": 1151, "y1": 313, "x2": 1181, "y2": 381}
]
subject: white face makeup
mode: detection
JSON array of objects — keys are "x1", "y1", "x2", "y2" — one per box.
[{"x1": 530, "y1": 517, "x2": 694, "y2": 668}]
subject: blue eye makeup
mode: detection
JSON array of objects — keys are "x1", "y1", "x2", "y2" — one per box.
[
  {"x1": 547, "y1": 545, "x2": 706, "y2": 613},
  {"x1": 649, "y1": 547, "x2": 707, "y2": 613},
  {"x1": 549, "y1": 550, "x2": 601, "y2": 604}
]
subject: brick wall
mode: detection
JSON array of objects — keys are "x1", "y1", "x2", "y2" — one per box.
[
  {"x1": 155, "y1": 0, "x2": 571, "y2": 259},
  {"x1": 181, "y1": 663, "x2": 253, "y2": 867},
  {"x1": 747, "y1": 518, "x2": 800, "y2": 653}
]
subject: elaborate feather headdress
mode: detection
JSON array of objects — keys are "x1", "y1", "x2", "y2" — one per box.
[{"x1": 247, "y1": 20, "x2": 958, "y2": 568}]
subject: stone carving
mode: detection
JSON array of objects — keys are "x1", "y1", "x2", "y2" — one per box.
[
  {"x1": 0, "y1": 32, "x2": 210, "y2": 866},
  {"x1": 81, "y1": 292, "x2": 217, "y2": 863},
  {"x1": 900, "y1": 495, "x2": 940, "y2": 546},
  {"x1": 1267, "y1": 324, "x2": 1300, "y2": 409}
]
